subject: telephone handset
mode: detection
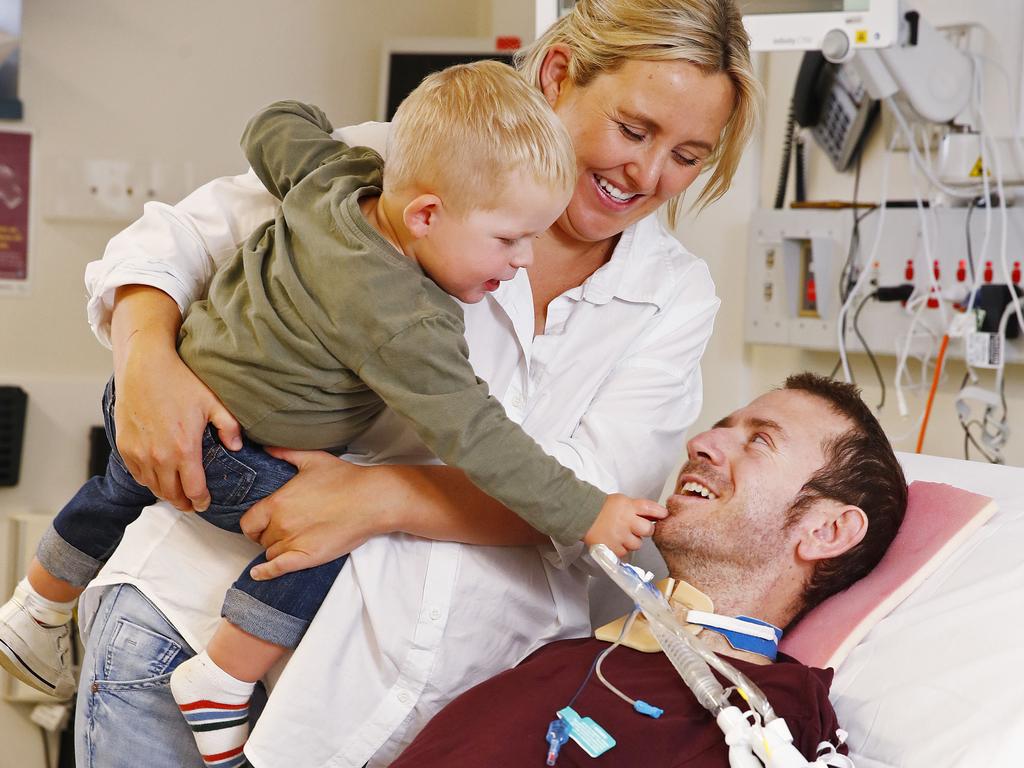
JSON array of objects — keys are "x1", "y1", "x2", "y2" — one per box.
[{"x1": 793, "y1": 51, "x2": 879, "y2": 172}]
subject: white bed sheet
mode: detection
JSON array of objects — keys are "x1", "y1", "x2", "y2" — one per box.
[{"x1": 833, "y1": 452, "x2": 1024, "y2": 767}]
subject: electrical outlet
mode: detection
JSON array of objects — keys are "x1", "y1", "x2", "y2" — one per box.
[{"x1": 43, "y1": 157, "x2": 194, "y2": 222}]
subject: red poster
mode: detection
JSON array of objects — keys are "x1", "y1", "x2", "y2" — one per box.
[{"x1": 0, "y1": 130, "x2": 29, "y2": 281}]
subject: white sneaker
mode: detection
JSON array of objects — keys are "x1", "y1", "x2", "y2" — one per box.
[{"x1": 0, "y1": 595, "x2": 76, "y2": 699}]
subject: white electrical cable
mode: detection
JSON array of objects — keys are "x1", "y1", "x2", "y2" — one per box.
[
  {"x1": 972, "y1": 53, "x2": 1024, "y2": 200},
  {"x1": 894, "y1": 291, "x2": 931, "y2": 417},
  {"x1": 886, "y1": 97, "x2": 982, "y2": 200},
  {"x1": 887, "y1": 101, "x2": 946, "y2": 416},
  {"x1": 836, "y1": 136, "x2": 895, "y2": 382},
  {"x1": 972, "y1": 54, "x2": 1024, "y2": 336},
  {"x1": 966, "y1": 56, "x2": 994, "y2": 314}
]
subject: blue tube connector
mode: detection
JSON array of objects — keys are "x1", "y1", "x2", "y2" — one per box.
[
  {"x1": 546, "y1": 718, "x2": 570, "y2": 765},
  {"x1": 633, "y1": 700, "x2": 664, "y2": 718}
]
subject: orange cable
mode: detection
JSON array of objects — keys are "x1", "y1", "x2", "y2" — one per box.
[{"x1": 916, "y1": 334, "x2": 949, "y2": 454}]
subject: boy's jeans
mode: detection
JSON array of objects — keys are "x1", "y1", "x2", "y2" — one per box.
[{"x1": 37, "y1": 377, "x2": 347, "y2": 647}]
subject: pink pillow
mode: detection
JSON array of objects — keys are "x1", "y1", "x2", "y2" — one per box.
[{"x1": 779, "y1": 481, "x2": 996, "y2": 669}]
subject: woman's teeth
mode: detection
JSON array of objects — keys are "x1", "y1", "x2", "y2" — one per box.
[{"x1": 597, "y1": 176, "x2": 637, "y2": 203}]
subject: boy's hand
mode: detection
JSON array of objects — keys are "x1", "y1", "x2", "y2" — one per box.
[{"x1": 582, "y1": 493, "x2": 667, "y2": 557}]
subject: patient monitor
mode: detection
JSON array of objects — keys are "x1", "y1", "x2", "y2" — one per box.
[{"x1": 741, "y1": 0, "x2": 898, "y2": 62}]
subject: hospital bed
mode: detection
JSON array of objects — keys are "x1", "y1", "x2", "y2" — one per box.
[{"x1": 589, "y1": 452, "x2": 1024, "y2": 768}]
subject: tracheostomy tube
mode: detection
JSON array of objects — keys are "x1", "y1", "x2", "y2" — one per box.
[{"x1": 588, "y1": 543, "x2": 776, "y2": 723}]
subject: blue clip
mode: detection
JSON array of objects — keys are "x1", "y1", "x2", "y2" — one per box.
[
  {"x1": 633, "y1": 700, "x2": 663, "y2": 718},
  {"x1": 546, "y1": 717, "x2": 570, "y2": 766}
]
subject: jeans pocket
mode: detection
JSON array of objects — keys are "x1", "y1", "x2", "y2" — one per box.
[
  {"x1": 202, "y1": 427, "x2": 257, "y2": 507},
  {"x1": 97, "y1": 618, "x2": 187, "y2": 689}
]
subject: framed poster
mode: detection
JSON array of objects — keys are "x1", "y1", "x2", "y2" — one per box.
[{"x1": 0, "y1": 128, "x2": 30, "y2": 293}]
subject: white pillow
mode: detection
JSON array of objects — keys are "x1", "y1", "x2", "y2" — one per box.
[{"x1": 832, "y1": 452, "x2": 1024, "y2": 767}]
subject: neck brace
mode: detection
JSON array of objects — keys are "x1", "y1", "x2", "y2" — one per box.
[{"x1": 593, "y1": 578, "x2": 783, "y2": 660}]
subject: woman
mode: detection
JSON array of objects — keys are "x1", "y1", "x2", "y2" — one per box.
[{"x1": 76, "y1": 2, "x2": 761, "y2": 766}]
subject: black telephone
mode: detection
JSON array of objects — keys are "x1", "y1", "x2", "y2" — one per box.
[{"x1": 793, "y1": 51, "x2": 879, "y2": 172}]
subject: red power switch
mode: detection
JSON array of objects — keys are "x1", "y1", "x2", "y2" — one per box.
[
  {"x1": 806, "y1": 276, "x2": 817, "y2": 305},
  {"x1": 984, "y1": 261, "x2": 994, "y2": 282},
  {"x1": 1013, "y1": 261, "x2": 1021, "y2": 284},
  {"x1": 956, "y1": 260, "x2": 967, "y2": 282},
  {"x1": 905, "y1": 259, "x2": 914, "y2": 281}
]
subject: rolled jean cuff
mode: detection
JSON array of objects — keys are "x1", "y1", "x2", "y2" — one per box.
[
  {"x1": 221, "y1": 587, "x2": 308, "y2": 649},
  {"x1": 36, "y1": 524, "x2": 104, "y2": 588}
]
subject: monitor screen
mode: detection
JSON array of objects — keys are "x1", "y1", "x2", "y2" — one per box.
[{"x1": 382, "y1": 50, "x2": 516, "y2": 121}]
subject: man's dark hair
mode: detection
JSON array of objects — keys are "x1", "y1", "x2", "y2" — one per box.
[{"x1": 782, "y1": 373, "x2": 908, "y2": 619}]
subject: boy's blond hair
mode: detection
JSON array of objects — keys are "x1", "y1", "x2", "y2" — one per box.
[
  {"x1": 516, "y1": 0, "x2": 763, "y2": 225},
  {"x1": 384, "y1": 60, "x2": 576, "y2": 214}
]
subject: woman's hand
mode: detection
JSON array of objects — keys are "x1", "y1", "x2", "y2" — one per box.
[
  {"x1": 240, "y1": 448, "x2": 396, "y2": 580},
  {"x1": 110, "y1": 285, "x2": 242, "y2": 512}
]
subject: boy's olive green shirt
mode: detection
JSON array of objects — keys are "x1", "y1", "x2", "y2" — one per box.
[{"x1": 177, "y1": 101, "x2": 605, "y2": 545}]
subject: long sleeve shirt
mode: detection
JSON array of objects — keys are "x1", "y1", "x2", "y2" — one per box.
[{"x1": 178, "y1": 101, "x2": 604, "y2": 544}]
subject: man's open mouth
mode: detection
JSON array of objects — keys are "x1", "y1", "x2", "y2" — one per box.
[{"x1": 679, "y1": 480, "x2": 718, "y2": 500}]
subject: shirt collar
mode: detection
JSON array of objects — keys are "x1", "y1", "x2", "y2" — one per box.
[{"x1": 572, "y1": 215, "x2": 695, "y2": 310}]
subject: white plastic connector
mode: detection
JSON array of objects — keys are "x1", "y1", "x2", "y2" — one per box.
[
  {"x1": 717, "y1": 707, "x2": 762, "y2": 768},
  {"x1": 757, "y1": 717, "x2": 810, "y2": 768}
]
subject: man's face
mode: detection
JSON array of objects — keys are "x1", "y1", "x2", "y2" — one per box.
[{"x1": 654, "y1": 389, "x2": 852, "y2": 572}]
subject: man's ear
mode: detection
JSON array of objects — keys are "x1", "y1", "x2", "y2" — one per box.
[
  {"x1": 539, "y1": 44, "x2": 572, "y2": 107},
  {"x1": 796, "y1": 502, "x2": 868, "y2": 563},
  {"x1": 403, "y1": 193, "x2": 443, "y2": 239}
]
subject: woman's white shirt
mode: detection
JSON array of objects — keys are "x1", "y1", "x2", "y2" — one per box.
[{"x1": 80, "y1": 121, "x2": 719, "y2": 767}]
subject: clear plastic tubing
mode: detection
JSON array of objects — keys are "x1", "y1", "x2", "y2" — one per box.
[
  {"x1": 589, "y1": 544, "x2": 777, "y2": 723},
  {"x1": 648, "y1": 619, "x2": 730, "y2": 713}
]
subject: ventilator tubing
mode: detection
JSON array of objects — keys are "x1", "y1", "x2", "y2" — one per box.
[
  {"x1": 648, "y1": 618, "x2": 730, "y2": 713},
  {"x1": 588, "y1": 544, "x2": 774, "y2": 721},
  {"x1": 588, "y1": 545, "x2": 851, "y2": 768}
]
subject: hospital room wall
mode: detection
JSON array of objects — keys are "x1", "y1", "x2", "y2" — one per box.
[
  {"x1": 0, "y1": 1, "x2": 490, "y2": 764},
  {"x1": 678, "y1": 0, "x2": 1024, "y2": 471}
]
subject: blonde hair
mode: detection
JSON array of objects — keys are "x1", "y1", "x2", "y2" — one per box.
[
  {"x1": 385, "y1": 60, "x2": 576, "y2": 214},
  {"x1": 516, "y1": 0, "x2": 763, "y2": 225}
]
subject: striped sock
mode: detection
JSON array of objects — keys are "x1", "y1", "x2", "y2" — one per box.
[{"x1": 170, "y1": 651, "x2": 255, "y2": 768}]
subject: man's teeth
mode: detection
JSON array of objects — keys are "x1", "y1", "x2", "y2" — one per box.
[
  {"x1": 681, "y1": 481, "x2": 718, "y2": 500},
  {"x1": 597, "y1": 176, "x2": 637, "y2": 202}
]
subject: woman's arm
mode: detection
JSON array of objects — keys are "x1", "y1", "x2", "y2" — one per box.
[
  {"x1": 109, "y1": 285, "x2": 242, "y2": 511},
  {"x1": 238, "y1": 272, "x2": 716, "y2": 579},
  {"x1": 240, "y1": 449, "x2": 546, "y2": 580}
]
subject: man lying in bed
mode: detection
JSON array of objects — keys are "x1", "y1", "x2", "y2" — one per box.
[{"x1": 391, "y1": 373, "x2": 907, "y2": 767}]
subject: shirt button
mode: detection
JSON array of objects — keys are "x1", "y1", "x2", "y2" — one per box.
[
  {"x1": 397, "y1": 691, "x2": 411, "y2": 704},
  {"x1": 429, "y1": 608, "x2": 442, "y2": 621},
  {"x1": 510, "y1": 390, "x2": 525, "y2": 408}
]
